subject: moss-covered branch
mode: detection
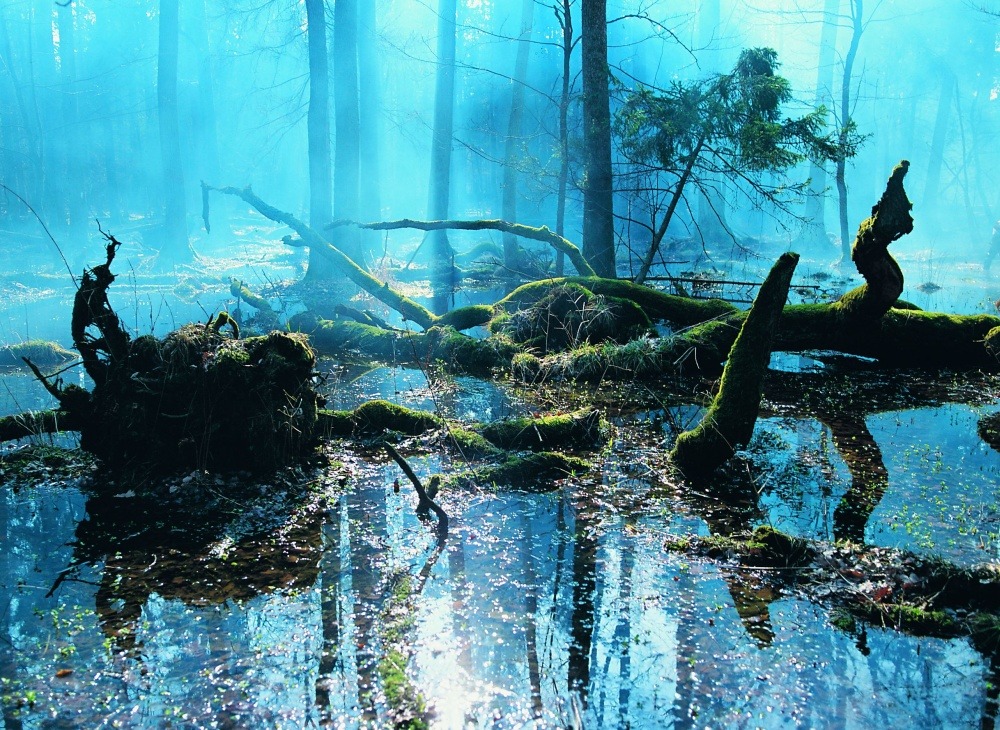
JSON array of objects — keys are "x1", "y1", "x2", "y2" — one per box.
[
  {"x1": 671, "y1": 253, "x2": 798, "y2": 479},
  {"x1": 327, "y1": 217, "x2": 597, "y2": 277},
  {"x1": 208, "y1": 185, "x2": 439, "y2": 329}
]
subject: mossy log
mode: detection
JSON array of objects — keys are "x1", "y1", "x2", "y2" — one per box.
[
  {"x1": 444, "y1": 451, "x2": 592, "y2": 492},
  {"x1": 671, "y1": 253, "x2": 798, "y2": 479},
  {"x1": 318, "y1": 399, "x2": 604, "y2": 454},
  {"x1": 0, "y1": 410, "x2": 79, "y2": 441},
  {"x1": 292, "y1": 315, "x2": 517, "y2": 373}
]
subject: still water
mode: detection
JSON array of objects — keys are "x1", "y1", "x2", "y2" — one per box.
[{"x1": 0, "y1": 365, "x2": 995, "y2": 728}]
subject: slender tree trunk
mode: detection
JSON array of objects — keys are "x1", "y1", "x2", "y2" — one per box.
[
  {"x1": 315, "y1": 496, "x2": 342, "y2": 722},
  {"x1": 837, "y1": 0, "x2": 862, "y2": 262},
  {"x1": 581, "y1": 0, "x2": 616, "y2": 277},
  {"x1": 921, "y1": 67, "x2": 955, "y2": 215},
  {"x1": 158, "y1": 0, "x2": 191, "y2": 263},
  {"x1": 554, "y1": 0, "x2": 574, "y2": 277},
  {"x1": 428, "y1": 0, "x2": 458, "y2": 310},
  {"x1": 500, "y1": 0, "x2": 535, "y2": 272},
  {"x1": 334, "y1": 0, "x2": 361, "y2": 261},
  {"x1": 57, "y1": 3, "x2": 87, "y2": 243},
  {"x1": 192, "y1": 0, "x2": 220, "y2": 185},
  {"x1": 304, "y1": 0, "x2": 334, "y2": 280},
  {"x1": 798, "y1": 0, "x2": 840, "y2": 249},
  {"x1": 694, "y1": 0, "x2": 728, "y2": 244},
  {"x1": 357, "y1": 0, "x2": 382, "y2": 252}
]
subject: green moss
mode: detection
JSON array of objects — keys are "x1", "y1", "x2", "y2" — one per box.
[
  {"x1": 747, "y1": 525, "x2": 814, "y2": 566},
  {"x1": 472, "y1": 451, "x2": 590, "y2": 491},
  {"x1": 480, "y1": 410, "x2": 604, "y2": 451},
  {"x1": 446, "y1": 428, "x2": 500, "y2": 458},
  {"x1": 984, "y1": 326, "x2": 1000, "y2": 360},
  {"x1": 0, "y1": 339, "x2": 77, "y2": 368},
  {"x1": 435, "y1": 304, "x2": 493, "y2": 331},
  {"x1": 855, "y1": 601, "x2": 957, "y2": 633},
  {"x1": 351, "y1": 400, "x2": 441, "y2": 436},
  {"x1": 230, "y1": 278, "x2": 273, "y2": 313},
  {"x1": 830, "y1": 608, "x2": 857, "y2": 633},
  {"x1": 510, "y1": 352, "x2": 541, "y2": 381}
]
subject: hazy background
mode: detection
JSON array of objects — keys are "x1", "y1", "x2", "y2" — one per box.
[{"x1": 0, "y1": 0, "x2": 996, "y2": 270}]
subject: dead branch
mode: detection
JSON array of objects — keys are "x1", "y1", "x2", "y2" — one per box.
[{"x1": 327, "y1": 217, "x2": 597, "y2": 278}]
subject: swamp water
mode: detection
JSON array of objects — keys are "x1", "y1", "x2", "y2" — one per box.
[
  {"x1": 0, "y1": 364, "x2": 996, "y2": 728},
  {"x1": 0, "y1": 241, "x2": 998, "y2": 727}
]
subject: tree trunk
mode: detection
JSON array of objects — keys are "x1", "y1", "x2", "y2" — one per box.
[
  {"x1": 304, "y1": 0, "x2": 334, "y2": 280},
  {"x1": 837, "y1": 0, "x2": 862, "y2": 262},
  {"x1": 554, "y1": 0, "x2": 574, "y2": 277},
  {"x1": 921, "y1": 67, "x2": 955, "y2": 216},
  {"x1": 357, "y1": 0, "x2": 382, "y2": 253},
  {"x1": 500, "y1": 0, "x2": 535, "y2": 272},
  {"x1": 428, "y1": 0, "x2": 458, "y2": 309},
  {"x1": 158, "y1": 0, "x2": 191, "y2": 263},
  {"x1": 192, "y1": 0, "x2": 221, "y2": 185},
  {"x1": 581, "y1": 0, "x2": 616, "y2": 277},
  {"x1": 333, "y1": 0, "x2": 361, "y2": 261},
  {"x1": 695, "y1": 0, "x2": 728, "y2": 244},
  {"x1": 58, "y1": 4, "x2": 87, "y2": 244},
  {"x1": 797, "y1": 0, "x2": 840, "y2": 250}
]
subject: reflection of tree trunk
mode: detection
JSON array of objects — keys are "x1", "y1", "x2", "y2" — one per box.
[
  {"x1": 349, "y1": 488, "x2": 385, "y2": 723},
  {"x1": 982, "y1": 653, "x2": 1000, "y2": 730},
  {"x1": 0, "y1": 493, "x2": 23, "y2": 730},
  {"x1": 723, "y1": 571, "x2": 776, "y2": 647},
  {"x1": 315, "y1": 496, "x2": 343, "y2": 721},
  {"x1": 448, "y1": 532, "x2": 473, "y2": 673},
  {"x1": 613, "y1": 537, "x2": 634, "y2": 726},
  {"x1": 521, "y1": 512, "x2": 543, "y2": 719},
  {"x1": 825, "y1": 414, "x2": 889, "y2": 544},
  {"x1": 568, "y1": 493, "x2": 597, "y2": 708}
]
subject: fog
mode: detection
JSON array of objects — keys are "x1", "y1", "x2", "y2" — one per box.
[{"x1": 0, "y1": 0, "x2": 997, "y2": 273}]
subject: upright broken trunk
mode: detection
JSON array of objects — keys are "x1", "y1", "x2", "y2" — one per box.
[
  {"x1": 837, "y1": 160, "x2": 913, "y2": 319},
  {"x1": 670, "y1": 252, "x2": 799, "y2": 480}
]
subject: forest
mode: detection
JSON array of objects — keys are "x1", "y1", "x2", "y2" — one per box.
[{"x1": 1, "y1": 0, "x2": 1000, "y2": 727}]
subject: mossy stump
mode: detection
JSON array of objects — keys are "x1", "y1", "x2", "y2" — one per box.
[
  {"x1": 80, "y1": 326, "x2": 322, "y2": 473},
  {"x1": 47, "y1": 236, "x2": 325, "y2": 475}
]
